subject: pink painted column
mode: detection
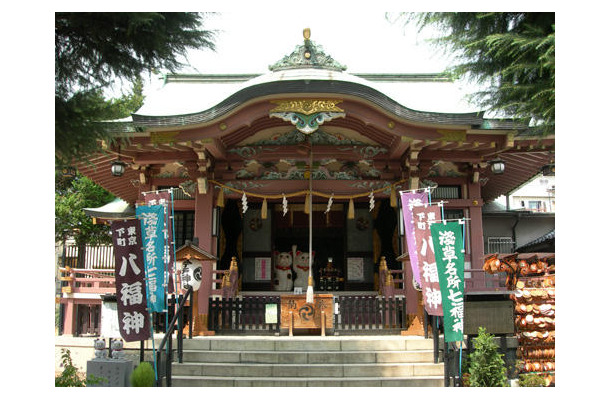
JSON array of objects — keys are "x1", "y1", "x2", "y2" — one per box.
[
  {"x1": 193, "y1": 186, "x2": 215, "y2": 314},
  {"x1": 467, "y1": 181, "x2": 485, "y2": 270},
  {"x1": 62, "y1": 300, "x2": 76, "y2": 336}
]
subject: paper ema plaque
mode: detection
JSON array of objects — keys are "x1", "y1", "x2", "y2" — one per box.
[
  {"x1": 255, "y1": 257, "x2": 271, "y2": 281},
  {"x1": 265, "y1": 303, "x2": 278, "y2": 324}
]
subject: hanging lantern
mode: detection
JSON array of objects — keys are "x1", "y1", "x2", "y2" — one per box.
[
  {"x1": 489, "y1": 159, "x2": 505, "y2": 175},
  {"x1": 180, "y1": 258, "x2": 202, "y2": 291},
  {"x1": 541, "y1": 163, "x2": 555, "y2": 176},
  {"x1": 111, "y1": 160, "x2": 126, "y2": 177}
]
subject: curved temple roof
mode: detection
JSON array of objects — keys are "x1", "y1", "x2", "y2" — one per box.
[
  {"x1": 132, "y1": 36, "x2": 489, "y2": 126},
  {"x1": 81, "y1": 30, "x2": 553, "y2": 205}
]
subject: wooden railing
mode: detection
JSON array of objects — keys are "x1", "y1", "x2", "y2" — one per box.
[
  {"x1": 334, "y1": 295, "x2": 408, "y2": 333},
  {"x1": 59, "y1": 267, "x2": 115, "y2": 294},
  {"x1": 207, "y1": 295, "x2": 408, "y2": 335},
  {"x1": 394, "y1": 257, "x2": 509, "y2": 295},
  {"x1": 62, "y1": 245, "x2": 115, "y2": 269},
  {"x1": 208, "y1": 296, "x2": 282, "y2": 334}
]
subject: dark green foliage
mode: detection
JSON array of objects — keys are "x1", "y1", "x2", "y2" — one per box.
[
  {"x1": 467, "y1": 326, "x2": 508, "y2": 387},
  {"x1": 394, "y1": 12, "x2": 554, "y2": 135},
  {"x1": 519, "y1": 373, "x2": 546, "y2": 387},
  {"x1": 55, "y1": 12, "x2": 217, "y2": 164},
  {"x1": 55, "y1": 171, "x2": 115, "y2": 245},
  {"x1": 130, "y1": 362, "x2": 156, "y2": 387}
]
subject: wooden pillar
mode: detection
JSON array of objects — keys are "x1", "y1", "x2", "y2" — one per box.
[
  {"x1": 467, "y1": 181, "x2": 485, "y2": 270},
  {"x1": 62, "y1": 300, "x2": 76, "y2": 336},
  {"x1": 192, "y1": 182, "x2": 216, "y2": 336}
]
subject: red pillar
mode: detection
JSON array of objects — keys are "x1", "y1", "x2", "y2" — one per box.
[
  {"x1": 62, "y1": 299, "x2": 76, "y2": 336},
  {"x1": 467, "y1": 181, "x2": 485, "y2": 270},
  {"x1": 191, "y1": 183, "x2": 217, "y2": 335}
]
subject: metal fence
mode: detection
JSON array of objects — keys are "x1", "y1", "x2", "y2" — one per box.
[{"x1": 486, "y1": 237, "x2": 515, "y2": 254}]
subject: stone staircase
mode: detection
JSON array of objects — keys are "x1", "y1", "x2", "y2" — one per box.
[{"x1": 170, "y1": 336, "x2": 444, "y2": 387}]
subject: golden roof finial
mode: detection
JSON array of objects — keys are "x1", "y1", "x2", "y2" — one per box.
[{"x1": 303, "y1": 28, "x2": 311, "y2": 41}]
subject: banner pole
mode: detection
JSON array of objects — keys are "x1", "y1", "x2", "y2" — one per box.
[{"x1": 170, "y1": 189, "x2": 177, "y2": 295}]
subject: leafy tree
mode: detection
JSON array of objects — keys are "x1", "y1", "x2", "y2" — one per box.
[
  {"x1": 393, "y1": 12, "x2": 554, "y2": 134},
  {"x1": 55, "y1": 171, "x2": 115, "y2": 246},
  {"x1": 55, "y1": 12, "x2": 217, "y2": 165}
]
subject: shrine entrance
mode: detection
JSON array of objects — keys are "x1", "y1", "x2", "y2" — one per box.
[
  {"x1": 235, "y1": 198, "x2": 385, "y2": 293},
  {"x1": 274, "y1": 204, "x2": 346, "y2": 292}
]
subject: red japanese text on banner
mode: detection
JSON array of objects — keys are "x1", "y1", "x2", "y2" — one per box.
[
  {"x1": 400, "y1": 191, "x2": 429, "y2": 286},
  {"x1": 412, "y1": 204, "x2": 443, "y2": 316},
  {"x1": 143, "y1": 191, "x2": 175, "y2": 293},
  {"x1": 430, "y1": 221, "x2": 465, "y2": 342},
  {"x1": 111, "y1": 219, "x2": 151, "y2": 342}
]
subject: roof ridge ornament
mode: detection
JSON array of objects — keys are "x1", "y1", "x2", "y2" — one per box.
[
  {"x1": 269, "y1": 99, "x2": 346, "y2": 134},
  {"x1": 269, "y1": 28, "x2": 347, "y2": 72}
]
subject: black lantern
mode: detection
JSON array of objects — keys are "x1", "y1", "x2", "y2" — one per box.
[
  {"x1": 489, "y1": 159, "x2": 505, "y2": 175},
  {"x1": 111, "y1": 160, "x2": 126, "y2": 177},
  {"x1": 541, "y1": 163, "x2": 555, "y2": 176},
  {"x1": 61, "y1": 166, "x2": 76, "y2": 178}
]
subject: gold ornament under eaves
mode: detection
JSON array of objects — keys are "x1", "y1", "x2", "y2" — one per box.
[{"x1": 269, "y1": 99, "x2": 344, "y2": 115}]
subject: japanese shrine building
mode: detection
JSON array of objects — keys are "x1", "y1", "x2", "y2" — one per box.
[{"x1": 75, "y1": 30, "x2": 554, "y2": 332}]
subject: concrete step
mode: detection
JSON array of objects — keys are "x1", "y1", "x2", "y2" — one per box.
[
  {"x1": 171, "y1": 375, "x2": 444, "y2": 387},
  {"x1": 170, "y1": 335, "x2": 444, "y2": 387},
  {"x1": 180, "y1": 336, "x2": 434, "y2": 352},
  {"x1": 182, "y1": 349, "x2": 434, "y2": 364},
  {"x1": 172, "y1": 361, "x2": 444, "y2": 378}
]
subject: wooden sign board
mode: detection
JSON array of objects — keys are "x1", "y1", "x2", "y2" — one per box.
[
  {"x1": 463, "y1": 300, "x2": 515, "y2": 335},
  {"x1": 280, "y1": 294, "x2": 334, "y2": 331}
]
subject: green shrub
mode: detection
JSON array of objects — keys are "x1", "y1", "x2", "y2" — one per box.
[
  {"x1": 130, "y1": 362, "x2": 156, "y2": 387},
  {"x1": 55, "y1": 348, "x2": 106, "y2": 387},
  {"x1": 519, "y1": 373, "x2": 546, "y2": 387},
  {"x1": 467, "y1": 327, "x2": 508, "y2": 387}
]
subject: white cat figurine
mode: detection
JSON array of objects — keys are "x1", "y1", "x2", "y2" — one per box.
[
  {"x1": 273, "y1": 251, "x2": 293, "y2": 291},
  {"x1": 293, "y1": 249, "x2": 314, "y2": 290}
]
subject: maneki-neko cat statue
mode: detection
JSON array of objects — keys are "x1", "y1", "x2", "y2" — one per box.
[
  {"x1": 293, "y1": 246, "x2": 315, "y2": 290},
  {"x1": 273, "y1": 251, "x2": 294, "y2": 291}
]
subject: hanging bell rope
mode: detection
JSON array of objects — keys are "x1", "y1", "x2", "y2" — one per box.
[{"x1": 306, "y1": 144, "x2": 314, "y2": 303}]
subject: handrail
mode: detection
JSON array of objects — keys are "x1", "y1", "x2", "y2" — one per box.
[{"x1": 155, "y1": 286, "x2": 193, "y2": 387}]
